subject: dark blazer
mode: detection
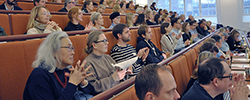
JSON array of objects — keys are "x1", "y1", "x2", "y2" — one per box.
[{"x1": 0, "y1": 2, "x2": 23, "y2": 10}]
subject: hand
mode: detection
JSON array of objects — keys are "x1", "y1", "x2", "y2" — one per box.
[
  {"x1": 191, "y1": 34, "x2": 198, "y2": 40},
  {"x1": 176, "y1": 33, "x2": 182, "y2": 40},
  {"x1": 112, "y1": 69, "x2": 126, "y2": 81},
  {"x1": 172, "y1": 32, "x2": 176, "y2": 37},
  {"x1": 85, "y1": 21, "x2": 94, "y2": 30},
  {"x1": 204, "y1": 25, "x2": 208, "y2": 30},
  {"x1": 230, "y1": 79, "x2": 249, "y2": 100},
  {"x1": 162, "y1": 53, "x2": 167, "y2": 59},
  {"x1": 126, "y1": 66, "x2": 133, "y2": 74},
  {"x1": 137, "y1": 47, "x2": 149, "y2": 62},
  {"x1": 141, "y1": 48, "x2": 149, "y2": 62},
  {"x1": 46, "y1": 21, "x2": 59, "y2": 30},
  {"x1": 184, "y1": 40, "x2": 191, "y2": 46},
  {"x1": 68, "y1": 60, "x2": 93, "y2": 86}
]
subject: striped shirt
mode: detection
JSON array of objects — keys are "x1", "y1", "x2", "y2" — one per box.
[{"x1": 110, "y1": 44, "x2": 145, "y2": 74}]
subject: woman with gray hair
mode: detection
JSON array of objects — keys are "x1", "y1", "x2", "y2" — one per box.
[
  {"x1": 23, "y1": 31, "x2": 95, "y2": 100},
  {"x1": 90, "y1": 12, "x2": 105, "y2": 30},
  {"x1": 96, "y1": 4, "x2": 106, "y2": 14}
]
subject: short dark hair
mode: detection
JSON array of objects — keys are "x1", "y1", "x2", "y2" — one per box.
[
  {"x1": 198, "y1": 57, "x2": 226, "y2": 85},
  {"x1": 120, "y1": 2, "x2": 125, "y2": 8},
  {"x1": 99, "y1": 0, "x2": 104, "y2": 4},
  {"x1": 211, "y1": 34, "x2": 222, "y2": 42},
  {"x1": 135, "y1": 14, "x2": 146, "y2": 26},
  {"x1": 138, "y1": 25, "x2": 149, "y2": 37},
  {"x1": 171, "y1": 18, "x2": 180, "y2": 27},
  {"x1": 200, "y1": 42, "x2": 219, "y2": 53},
  {"x1": 112, "y1": 23, "x2": 128, "y2": 39},
  {"x1": 33, "y1": 0, "x2": 40, "y2": 6},
  {"x1": 82, "y1": 0, "x2": 92, "y2": 9},
  {"x1": 160, "y1": 22, "x2": 170, "y2": 34},
  {"x1": 154, "y1": 14, "x2": 161, "y2": 24},
  {"x1": 198, "y1": 19, "x2": 206, "y2": 25},
  {"x1": 135, "y1": 64, "x2": 168, "y2": 100},
  {"x1": 189, "y1": 20, "x2": 197, "y2": 26},
  {"x1": 126, "y1": 3, "x2": 130, "y2": 8}
]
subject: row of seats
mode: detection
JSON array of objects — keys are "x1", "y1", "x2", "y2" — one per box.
[
  {"x1": 0, "y1": 25, "x2": 161, "y2": 100},
  {"x1": 0, "y1": 13, "x2": 129, "y2": 35}
]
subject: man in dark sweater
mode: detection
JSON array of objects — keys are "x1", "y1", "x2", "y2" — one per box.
[
  {"x1": 136, "y1": 25, "x2": 166, "y2": 64},
  {"x1": 58, "y1": 0, "x2": 76, "y2": 12},
  {"x1": 0, "y1": 0, "x2": 22, "y2": 10},
  {"x1": 182, "y1": 57, "x2": 248, "y2": 100},
  {"x1": 196, "y1": 19, "x2": 209, "y2": 38},
  {"x1": 110, "y1": 23, "x2": 149, "y2": 74}
]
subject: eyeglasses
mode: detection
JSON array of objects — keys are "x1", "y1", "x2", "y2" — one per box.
[
  {"x1": 217, "y1": 73, "x2": 233, "y2": 80},
  {"x1": 42, "y1": 12, "x2": 50, "y2": 15},
  {"x1": 69, "y1": 2, "x2": 76, "y2": 4},
  {"x1": 94, "y1": 39, "x2": 108, "y2": 43},
  {"x1": 61, "y1": 46, "x2": 75, "y2": 51}
]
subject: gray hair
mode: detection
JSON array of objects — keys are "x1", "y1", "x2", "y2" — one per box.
[
  {"x1": 97, "y1": 4, "x2": 105, "y2": 12},
  {"x1": 85, "y1": 31, "x2": 104, "y2": 54},
  {"x1": 32, "y1": 31, "x2": 69, "y2": 73},
  {"x1": 136, "y1": 7, "x2": 142, "y2": 14},
  {"x1": 90, "y1": 12, "x2": 101, "y2": 25}
]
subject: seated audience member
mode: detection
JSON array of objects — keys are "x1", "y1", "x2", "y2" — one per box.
[
  {"x1": 160, "y1": 22, "x2": 181, "y2": 55},
  {"x1": 134, "y1": 14, "x2": 146, "y2": 26},
  {"x1": 181, "y1": 51, "x2": 214, "y2": 98},
  {"x1": 99, "y1": 0, "x2": 108, "y2": 7},
  {"x1": 0, "y1": 0, "x2": 22, "y2": 10},
  {"x1": 64, "y1": 7, "x2": 93, "y2": 31},
  {"x1": 206, "y1": 20, "x2": 214, "y2": 32},
  {"x1": 126, "y1": 12, "x2": 136, "y2": 27},
  {"x1": 143, "y1": 5, "x2": 148, "y2": 13},
  {"x1": 179, "y1": 14, "x2": 185, "y2": 23},
  {"x1": 107, "y1": 0, "x2": 113, "y2": 7},
  {"x1": 134, "y1": 4, "x2": 139, "y2": 10},
  {"x1": 182, "y1": 22, "x2": 198, "y2": 44},
  {"x1": 162, "y1": 14, "x2": 171, "y2": 23},
  {"x1": 126, "y1": 2, "x2": 131, "y2": 9},
  {"x1": 84, "y1": 31, "x2": 130, "y2": 93},
  {"x1": 158, "y1": 9, "x2": 163, "y2": 15},
  {"x1": 112, "y1": 4, "x2": 121, "y2": 13},
  {"x1": 115, "y1": 0, "x2": 121, "y2": 4},
  {"x1": 182, "y1": 57, "x2": 249, "y2": 100},
  {"x1": 170, "y1": 18, "x2": 190, "y2": 53},
  {"x1": 136, "y1": 25, "x2": 166, "y2": 64},
  {"x1": 0, "y1": 26, "x2": 7, "y2": 36},
  {"x1": 185, "y1": 15, "x2": 194, "y2": 22},
  {"x1": 109, "y1": 12, "x2": 121, "y2": 28},
  {"x1": 119, "y1": 2, "x2": 126, "y2": 15},
  {"x1": 27, "y1": 6, "x2": 62, "y2": 35},
  {"x1": 136, "y1": 7, "x2": 143, "y2": 14},
  {"x1": 199, "y1": 42, "x2": 219, "y2": 57},
  {"x1": 135, "y1": 64, "x2": 180, "y2": 100},
  {"x1": 168, "y1": 11, "x2": 173, "y2": 16},
  {"x1": 111, "y1": 23, "x2": 149, "y2": 74},
  {"x1": 96, "y1": 4, "x2": 106, "y2": 14},
  {"x1": 33, "y1": 0, "x2": 46, "y2": 7},
  {"x1": 152, "y1": 10, "x2": 157, "y2": 16},
  {"x1": 58, "y1": 0, "x2": 76, "y2": 12},
  {"x1": 211, "y1": 34, "x2": 230, "y2": 61},
  {"x1": 23, "y1": 31, "x2": 95, "y2": 100},
  {"x1": 145, "y1": 9, "x2": 157, "y2": 25},
  {"x1": 189, "y1": 20, "x2": 202, "y2": 39},
  {"x1": 226, "y1": 30, "x2": 242, "y2": 52},
  {"x1": 90, "y1": 12, "x2": 105, "y2": 30},
  {"x1": 82, "y1": 0, "x2": 93, "y2": 13},
  {"x1": 218, "y1": 32, "x2": 231, "y2": 54},
  {"x1": 154, "y1": 14, "x2": 162, "y2": 24},
  {"x1": 196, "y1": 19, "x2": 209, "y2": 38},
  {"x1": 150, "y1": 2, "x2": 157, "y2": 11}
]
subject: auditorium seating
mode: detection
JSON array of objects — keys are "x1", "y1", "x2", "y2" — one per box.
[{"x1": 0, "y1": 14, "x2": 11, "y2": 35}]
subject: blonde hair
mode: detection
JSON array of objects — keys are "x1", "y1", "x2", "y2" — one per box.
[
  {"x1": 145, "y1": 9, "x2": 152, "y2": 19},
  {"x1": 68, "y1": 6, "x2": 81, "y2": 22},
  {"x1": 126, "y1": 12, "x2": 134, "y2": 27},
  {"x1": 113, "y1": 4, "x2": 120, "y2": 12},
  {"x1": 85, "y1": 31, "x2": 104, "y2": 54},
  {"x1": 27, "y1": 6, "x2": 51, "y2": 30},
  {"x1": 90, "y1": 12, "x2": 101, "y2": 25}
]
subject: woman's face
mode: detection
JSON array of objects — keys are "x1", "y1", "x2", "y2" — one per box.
[
  {"x1": 132, "y1": 15, "x2": 136, "y2": 23},
  {"x1": 186, "y1": 23, "x2": 190, "y2": 31},
  {"x1": 165, "y1": 24, "x2": 172, "y2": 33},
  {"x1": 93, "y1": 34, "x2": 108, "y2": 54},
  {"x1": 96, "y1": 15, "x2": 104, "y2": 25},
  {"x1": 234, "y1": 33, "x2": 240, "y2": 40},
  {"x1": 87, "y1": 2, "x2": 94, "y2": 11},
  {"x1": 122, "y1": 4, "x2": 126, "y2": 10},
  {"x1": 36, "y1": 7, "x2": 50, "y2": 24},
  {"x1": 59, "y1": 38, "x2": 75, "y2": 69},
  {"x1": 67, "y1": 0, "x2": 76, "y2": 9},
  {"x1": 75, "y1": 9, "x2": 83, "y2": 22}
]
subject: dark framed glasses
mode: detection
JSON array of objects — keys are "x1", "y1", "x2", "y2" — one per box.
[
  {"x1": 61, "y1": 46, "x2": 75, "y2": 51},
  {"x1": 94, "y1": 39, "x2": 108, "y2": 43},
  {"x1": 217, "y1": 73, "x2": 233, "y2": 80}
]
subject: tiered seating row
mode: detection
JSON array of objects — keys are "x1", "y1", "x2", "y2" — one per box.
[
  {"x1": 90, "y1": 30, "x2": 218, "y2": 100},
  {"x1": 0, "y1": 13, "x2": 128, "y2": 36},
  {"x1": 0, "y1": 25, "x2": 160, "y2": 100}
]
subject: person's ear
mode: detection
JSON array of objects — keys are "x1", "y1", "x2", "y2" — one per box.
[
  {"x1": 117, "y1": 33, "x2": 122, "y2": 39},
  {"x1": 145, "y1": 92, "x2": 154, "y2": 100},
  {"x1": 142, "y1": 34, "x2": 146, "y2": 38},
  {"x1": 92, "y1": 42, "x2": 97, "y2": 49},
  {"x1": 212, "y1": 78, "x2": 219, "y2": 87}
]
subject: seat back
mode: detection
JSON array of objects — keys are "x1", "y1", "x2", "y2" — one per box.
[
  {"x1": 17, "y1": 2, "x2": 34, "y2": 10},
  {"x1": 10, "y1": 14, "x2": 30, "y2": 35},
  {"x1": 127, "y1": 29, "x2": 138, "y2": 48},
  {"x1": 103, "y1": 15, "x2": 111, "y2": 28},
  {"x1": 46, "y1": 4, "x2": 64, "y2": 11},
  {"x1": 79, "y1": 15, "x2": 91, "y2": 29},
  {"x1": 183, "y1": 49, "x2": 198, "y2": 76},
  {"x1": 75, "y1": 34, "x2": 89, "y2": 62},
  {"x1": 51, "y1": 14, "x2": 69, "y2": 30},
  {"x1": 169, "y1": 56, "x2": 190, "y2": 95},
  {"x1": 112, "y1": 86, "x2": 139, "y2": 100},
  {"x1": 153, "y1": 27, "x2": 162, "y2": 50},
  {"x1": 0, "y1": 14, "x2": 11, "y2": 35},
  {"x1": 105, "y1": 31, "x2": 117, "y2": 54}
]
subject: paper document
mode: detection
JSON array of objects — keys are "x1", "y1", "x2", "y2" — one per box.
[{"x1": 111, "y1": 57, "x2": 138, "y2": 69}]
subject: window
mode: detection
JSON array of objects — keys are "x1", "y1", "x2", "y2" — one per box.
[
  {"x1": 185, "y1": 0, "x2": 199, "y2": 16},
  {"x1": 244, "y1": 0, "x2": 250, "y2": 14},
  {"x1": 156, "y1": 0, "x2": 169, "y2": 10},
  {"x1": 136, "y1": 0, "x2": 147, "y2": 6},
  {"x1": 201, "y1": 0, "x2": 216, "y2": 16},
  {"x1": 171, "y1": 0, "x2": 184, "y2": 14}
]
